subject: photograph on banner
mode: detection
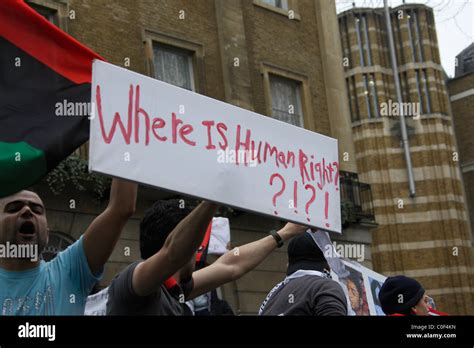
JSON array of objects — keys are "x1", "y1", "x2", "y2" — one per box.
[
  {"x1": 342, "y1": 262, "x2": 370, "y2": 316},
  {"x1": 331, "y1": 258, "x2": 387, "y2": 316},
  {"x1": 89, "y1": 60, "x2": 341, "y2": 232},
  {"x1": 368, "y1": 276, "x2": 385, "y2": 316}
]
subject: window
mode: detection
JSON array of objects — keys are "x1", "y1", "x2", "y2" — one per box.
[
  {"x1": 269, "y1": 75, "x2": 304, "y2": 127},
  {"x1": 355, "y1": 14, "x2": 372, "y2": 67},
  {"x1": 361, "y1": 15, "x2": 372, "y2": 66},
  {"x1": 260, "y1": 0, "x2": 288, "y2": 10},
  {"x1": 435, "y1": 70, "x2": 446, "y2": 113},
  {"x1": 346, "y1": 79, "x2": 353, "y2": 121},
  {"x1": 413, "y1": 10, "x2": 424, "y2": 62},
  {"x1": 376, "y1": 15, "x2": 387, "y2": 67},
  {"x1": 347, "y1": 76, "x2": 360, "y2": 122},
  {"x1": 27, "y1": 2, "x2": 59, "y2": 26},
  {"x1": 400, "y1": 71, "x2": 411, "y2": 104},
  {"x1": 368, "y1": 73, "x2": 379, "y2": 118},
  {"x1": 354, "y1": 15, "x2": 365, "y2": 66},
  {"x1": 342, "y1": 16, "x2": 352, "y2": 69},
  {"x1": 153, "y1": 44, "x2": 195, "y2": 91},
  {"x1": 407, "y1": 10, "x2": 423, "y2": 63},
  {"x1": 414, "y1": 70, "x2": 425, "y2": 114},
  {"x1": 421, "y1": 69, "x2": 431, "y2": 114},
  {"x1": 363, "y1": 75, "x2": 370, "y2": 118},
  {"x1": 360, "y1": 73, "x2": 380, "y2": 119},
  {"x1": 395, "y1": 14, "x2": 405, "y2": 65},
  {"x1": 464, "y1": 56, "x2": 474, "y2": 74}
]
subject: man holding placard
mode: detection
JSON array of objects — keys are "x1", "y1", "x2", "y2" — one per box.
[
  {"x1": 90, "y1": 59, "x2": 343, "y2": 316},
  {"x1": 107, "y1": 199, "x2": 308, "y2": 315}
]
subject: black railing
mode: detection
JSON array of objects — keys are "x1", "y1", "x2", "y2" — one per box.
[{"x1": 340, "y1": 171, "x2": 376, "y2": 224}]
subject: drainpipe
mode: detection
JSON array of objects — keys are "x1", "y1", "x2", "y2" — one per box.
[{"x1": 384, "y1": 0, "x2": 416, "y2": 197}]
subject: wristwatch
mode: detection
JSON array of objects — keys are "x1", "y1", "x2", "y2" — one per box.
[{"x1": 269, "y1": 230, "x2": 284, "y2": 248}]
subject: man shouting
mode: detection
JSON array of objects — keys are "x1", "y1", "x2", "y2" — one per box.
[{"x1": 0, "y1": 179, "x2": 137, "y2": 315}]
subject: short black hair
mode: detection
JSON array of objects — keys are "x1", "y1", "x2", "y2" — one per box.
[{"x1": 139, "y1": 199, "x2": 193, "y2": 259}]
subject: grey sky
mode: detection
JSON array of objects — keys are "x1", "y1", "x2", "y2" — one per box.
[{"x1": 335, "y1": 0, "x2": 474, "y2": 77}]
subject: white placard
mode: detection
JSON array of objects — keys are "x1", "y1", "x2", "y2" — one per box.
[
  {"x1": 89, "y1": 60, "x2": 341, "y2": 232},
  {"x1": 209, "y1": 217, "x2": 231, "y2": 255}
]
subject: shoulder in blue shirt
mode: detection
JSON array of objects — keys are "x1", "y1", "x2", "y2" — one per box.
[{"x1": 0, "y1": 236, "x2": 103, "y2": 315}]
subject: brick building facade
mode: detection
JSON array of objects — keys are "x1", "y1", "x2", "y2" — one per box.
[
  {"x1": 26, "y1": 0, "x2": 377, "y2": 315},
  {"x1": 448, "y1": 44, "x2": 474, "y2": 247},
  {"x1": 338, "y1": 4, "x2": 474, "y2": 314}
]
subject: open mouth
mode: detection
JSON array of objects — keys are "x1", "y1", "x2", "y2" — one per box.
[{"x1": 18, "y1": 221, "x2": 36, "y2": 238}]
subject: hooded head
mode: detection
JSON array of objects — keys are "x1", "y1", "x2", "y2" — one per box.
[{"x1": 286, "y1": 232, "x2": 329, "y2": 275}]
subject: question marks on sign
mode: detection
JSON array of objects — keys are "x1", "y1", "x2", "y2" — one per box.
[
  {"x1": 293, "y1": 180, "x2": 298, "y2": 214},
  {"x1": 324, "y1": 191, "x2": 330, "y2": 228},
  {"x1": 269, "y1": 172, "x2": 334, "y2": 227},
  {"x1": 333, "y1": 161, "x2": 339, "y2": 191},
  {"x1": 270, "y1": 173, "x2": 285, "y2": 215},
  {"x1": 304, "y1": 184, "x2": 316, "y2": 222}
]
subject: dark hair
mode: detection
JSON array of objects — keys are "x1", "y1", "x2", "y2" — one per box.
[
  {"x1": 139, "y1": 199, "x2": 193, "y2": 259},
  {"x1": 370, "y1": 279, "x2": 382, "y2": 306},
  {"x1": 346, "y1": 271, "x2": 363, "y2": 296}
]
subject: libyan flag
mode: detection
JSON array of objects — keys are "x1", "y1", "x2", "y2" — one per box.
[{"x1": 0, "y1": 0, "x2": 103, "y2": 198}]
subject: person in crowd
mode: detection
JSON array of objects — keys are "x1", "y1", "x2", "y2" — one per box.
[
  {"x1": 259, "y1": 232, "x2": 347, "y2": 316},
  {"x1": 107, "y1": 199, "x2": 308, "y2": 315},
  {"x1": 0, "y1": 179, "x2": 137, "y2": 315},
  {"x1": 187, "y1": 288, "x2": 235, "y2": 316},
  {"x1": 378, "y1": 275, "x2": 447, "y2": 316},
  {"x1": 186, "y1": 252, "x2": 235, "y2": 316}
]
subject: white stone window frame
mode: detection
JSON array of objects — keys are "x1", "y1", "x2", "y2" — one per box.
[
  {"x1": 261, "y1": 62, "x2": 312, "y2": 129},
  {"x1": 253, "y1": 0, "x2": 300, "y2": 21},
  {"x1": 143, "y1": 29, "x2": 203, "y2": 93},
  {"x1": 269, "y1": 74, "x2": 304, "y2": 127},
  {"x1": 26, "y1": 0, "x2": 69, "y2": 32},
  {"x1": 153, "y1": 43, "x2": 196, "y2": 92}
]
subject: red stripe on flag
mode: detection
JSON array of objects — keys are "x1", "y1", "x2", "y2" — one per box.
[{"x1": 0, "y1": 0, "x2": 103, "y2": 84}]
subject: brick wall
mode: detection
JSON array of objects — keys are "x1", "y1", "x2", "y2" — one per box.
[{"x1": 339, "y1": 4, "x2": 474, "y2": 314}]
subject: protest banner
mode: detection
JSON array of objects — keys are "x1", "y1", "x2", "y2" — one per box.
[
  {"x1": 331, "y1": 259, "x2": 387, "y2": 316},
  {"x1": 89, "y1": 60, "x2": 341, "y2": 232}
]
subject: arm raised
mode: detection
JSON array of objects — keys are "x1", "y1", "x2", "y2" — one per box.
[
  {"x1": 83, "y1": 178, "x2": 137, "y2": 275},
  {"x1": 132, "y1": 201, "x2": 218, "y2": 296},
  {"x1": 188, "y1": 223, "x2": 308, "y2": 300}
]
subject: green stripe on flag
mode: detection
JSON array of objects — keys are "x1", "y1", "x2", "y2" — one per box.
[{"x1": 0, "y1": 141, "x2": 47, "y2": 198}]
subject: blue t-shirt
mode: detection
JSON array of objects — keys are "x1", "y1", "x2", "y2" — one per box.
[{"x1": 0, "y1": 236, "x2": 102, "y2": 315}]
